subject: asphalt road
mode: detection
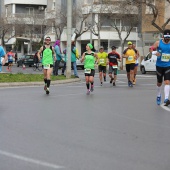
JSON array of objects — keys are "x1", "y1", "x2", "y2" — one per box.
[{"x1": 0, "y1": 67, "x2": 170, "y2": 170}]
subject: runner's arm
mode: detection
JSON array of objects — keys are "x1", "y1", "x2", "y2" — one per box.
[
  {"x1": 37, "y1": 46, "x2": 43, "y2": 61},
  {"x1": 80, "y1": 53, "x2": 85, "y2": 63},
  {"x1": 94, "y1": 53, "x2": 98, "y2": 64},
  {"x1": 106, "y1": 53, "x2": 109, "y2": 65},
  {"x1": 117, "y1": 53, "x2": 121, "y2": 62},
  {"x1": 152, "y1": 41, "x2": 160, "y2": 57},
  {"x1": 122, "y1": 49, "x2": 128, "y2": 58}
]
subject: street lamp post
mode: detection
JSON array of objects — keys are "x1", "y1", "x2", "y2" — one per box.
[
  {"x1": 90, "y1": 1, "x2": 93, "y2": 44},
  {"x1": 66, "y1": 0, "x2": 72, "y2": 78}
]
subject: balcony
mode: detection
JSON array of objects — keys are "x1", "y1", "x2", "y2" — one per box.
[
  {"x1": 6, "y1": 13, "x2": 46, "y2": 25},
  {"x1": 82, "y1": 4, "x2": 138, "y2": 15},
  {"x1": 5, "y1": 0, "x2": 47, "y2": 5}
]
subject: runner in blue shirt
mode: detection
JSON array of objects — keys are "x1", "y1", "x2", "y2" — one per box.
[
  {"x1": 0, "y1": 46, "x2": 7, "y2": 72},
  {"x1": 153, "y1": 29, "x2": 170, "y2": 106}
]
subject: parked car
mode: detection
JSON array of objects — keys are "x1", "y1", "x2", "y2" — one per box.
[
  {"x1": 58, "y1": 57, "x2": 84, "y2": 70},
  {"x1": 140, "y1": 51, "x2": 157, "y2": 74},
  {"x1": 17, "y1": 54, "x2": 34, "y2": 67},
  {"x1": 76, "y1": 57, "x2": 84, "y2": 69}
]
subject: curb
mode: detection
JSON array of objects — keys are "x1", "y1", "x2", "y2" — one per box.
[{"x1": 0, "y1": 78, "x2": 81, "y2": 87}]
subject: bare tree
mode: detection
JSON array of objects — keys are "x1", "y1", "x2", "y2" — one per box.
[
  {"x1": 0, "y1": 16, "x2": 25, "y2": 48},
  {"x1": 97, "y1": 0, "x2": 140, "y2": 68},
  {"x1": 73, "y1": 3, "x2": 91, "y2": 42},
  {"x1": 142, "y1": 0, "x2": 170, "y2": 33}
]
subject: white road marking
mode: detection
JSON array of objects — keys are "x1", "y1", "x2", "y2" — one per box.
[
  {"x1": 160, "y1": 104, "x2": 170, "y2": 112},
  {"x1": 0, "y1": 150, "x2": 64, "y2": 169}
]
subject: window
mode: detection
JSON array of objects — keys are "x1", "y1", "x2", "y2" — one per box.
[
  {"x1": 26, "y1": 7, "x2": 34, "y2": 16},
  {"x1": 52, "y1": 0, "x2": 55, "y2": 10},
  {"x1": 145, "y1": 0, "x2": 155, "y2": 14}
]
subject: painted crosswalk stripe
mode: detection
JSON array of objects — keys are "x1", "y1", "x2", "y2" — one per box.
[{"x1": 0, "y1": 150, "x2": 64, "y2": 169}]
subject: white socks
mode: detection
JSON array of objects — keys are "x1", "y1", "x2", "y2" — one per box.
[
  {"x1": 157, "y1": 86, "x2": 161, "y2": 97},
  {"x1": 164, "y1": 85, "x2": 170, "y2": 99}
]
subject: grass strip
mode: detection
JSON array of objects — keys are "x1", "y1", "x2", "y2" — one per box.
[{"x1": 0, "y1": 73, "x2": 73, "y2": 83}]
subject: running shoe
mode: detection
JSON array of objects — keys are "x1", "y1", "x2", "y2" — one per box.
[
  {"x1": 129, "y1": 81, "x2": 133, "y2": 87},
  {"x1": 164, "y1": 98, "x2": 169, "y2": 103},
  {"x1": 90, "y1": 85, "x2": 94, "y2": 92},
  {"x1": 44, "y1": 84, "x2": 47, "y2": 91},
  {"x1": 104, "y1": 77, "x2": 106, "y2": 82},
  {"x1": 110, "y1": 78, "x2": 113, "y2": 84},
  {"x1": 46, "y1": 88, "x2": 50, "y2": 94},
  {"x1": 128, "y1": 81, "x2": 131, "y2": 87},
  {"x1": 164, "y1": 99, "x2": 170, "y2": 106},
  {"x1": 113, "y1": 82, "x2": 116, "y2": 86},
  {"x1": 156, "y1": 96, "x2": 161, "y2": 105},
  {"x1": 75, "y1": 75, "x2": 79, "y2": 78},
  {"x1": 101, "y1": 82, "x2": 103, "y2": 86},
  {"x1": 86, "y1": 90, "x2": 90, "y2": 95}
]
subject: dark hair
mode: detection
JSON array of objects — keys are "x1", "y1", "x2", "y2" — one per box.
[
  {"x1": 71, "y1": 41, "x2": 75, "y2": 46},
  {"x1": 45, "y1": 36, "x2": 51, "y2": 40},
  {"x1": 111, "y1": 46, "x2": 117, "y2": 50}
]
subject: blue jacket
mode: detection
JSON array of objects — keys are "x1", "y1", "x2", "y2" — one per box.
[{"x1": 55, "y1": 45, "x2": 63, "y2": 61}]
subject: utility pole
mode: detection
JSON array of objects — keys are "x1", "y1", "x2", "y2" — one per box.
[
  {"x1": 90, "y1": 0, "x2": 93, "y2": 44},
  {"x1": 66, "y1": 0, "x2": 72, "y2": 78}
]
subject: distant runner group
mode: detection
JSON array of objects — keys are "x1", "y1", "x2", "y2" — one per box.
[{"x1": 1, "y1": 29, "x2": 170, "y2": 107}]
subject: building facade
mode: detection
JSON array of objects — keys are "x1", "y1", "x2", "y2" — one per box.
[
  {"x1": 1, "y1": 0, "x2": 47, "y2": 55},
  {"x1": 0, "y1": 0, "x2": 170, "y2": 58}
]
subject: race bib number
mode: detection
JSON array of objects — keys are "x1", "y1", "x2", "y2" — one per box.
[
  {"x1": 44, "y1": 64, "x2": 50, "y2": 69},
  {"x1": 99, "y1": 59, "x2": 105, "y2": 64},
  {"x1": 128, "y1": 56, "x2": 134, "y2": 61},
  {"x1": 84, "y1": 68, "x2": 91, "y2": 74},
  {"x1": 161, "y1": 53, "x2": 170, "y2": 62},
  {"x1": 112, "y1": 65, "x2": 118, "y2": 69}
]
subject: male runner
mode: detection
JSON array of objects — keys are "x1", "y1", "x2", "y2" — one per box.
[
  {"x1": 97, "y1": 46, "x2": 108, "y2": 86},
  {"x1": 108, "y1": 46, "x2": 121, "y2": 86},
  {"x1": 152, "y1": 29, "x2": 170, "y2": 106},
  {"x1": 38, "y1": 37, "x2": 56, "y2": 94}
]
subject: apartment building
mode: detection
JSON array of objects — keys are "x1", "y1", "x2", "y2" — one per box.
[
  {"x1": 60, "y1": 0, "x2": 170, "y2": 57},
  {"x1": 1, "y1": 0, "x2": 47, "y2": 54}
]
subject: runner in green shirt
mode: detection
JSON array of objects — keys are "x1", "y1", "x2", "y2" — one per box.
[
  {"x1": 81, "y1": 43, "x2": 98, "y2": 95},
  {"x1": 38, "y1": 37, "x2": 56, "y2": 94}
]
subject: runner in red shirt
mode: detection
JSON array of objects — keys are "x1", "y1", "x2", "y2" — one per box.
[{"x1": 108, "y1": 46, "x2": 121, "y2": 86}]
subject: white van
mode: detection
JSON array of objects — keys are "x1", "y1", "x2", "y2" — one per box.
[{"x1": 140, "y1": 51, "x2": 157, "y2": 74}]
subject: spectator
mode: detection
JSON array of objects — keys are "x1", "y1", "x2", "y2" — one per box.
[
  {"x1": 14, "y1": 52, "x2": 18, "y2": 63},
  {"x1": 34, "y1": 51, "x2": 39, "y2": 68},
  {"x1": 53, "y1": 40, "x2": 63, "y2": 76},
  {"x1": 71, "y1": 41, "x2": 79, "y2": 78}
]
